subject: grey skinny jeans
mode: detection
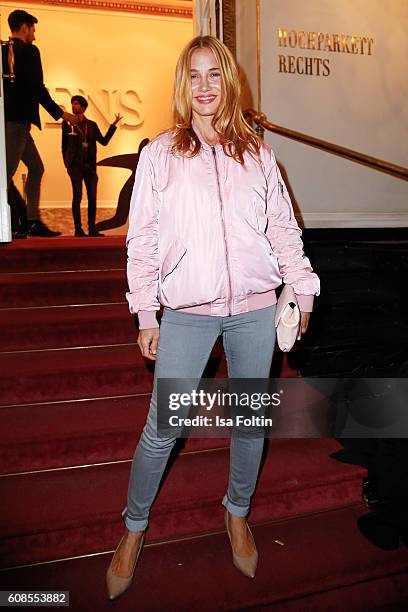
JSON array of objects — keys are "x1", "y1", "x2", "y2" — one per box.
[
  {"x1": 123, "y1": 304, "x2": 276, "y2": 532},
  {"x1": 5, "y1": 122, "x2": 44, "y2": 221}
]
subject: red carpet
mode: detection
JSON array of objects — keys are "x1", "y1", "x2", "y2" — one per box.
[
  {"x1": 0, "y1": 395, "x2": 230, "y2": 474},
  {"x1": 0, "y1": 236, "x2": 125, "y2": 273},
  {"x1": 0, "y1": 303, "x2": 135, "y2": 351},
  {"x1": 1, "y1": 507, "x2": 407, "y2": 611},
  {"x1": 0, "y1": 439, "x2": 363, "y2": 567},
  {"x1": 0, "y1": 342, "x2": 227, "y2": 405},
  {"x1": 0, "y1": 237, "x2": 407, "y2": 610},
  {"x1": 0, "y1": 269, "x2": 127, "y2": 308}
]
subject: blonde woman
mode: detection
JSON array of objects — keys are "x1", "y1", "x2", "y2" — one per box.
[{"x1": 106, "y1": 35, "x2": 320, "y2": 599}]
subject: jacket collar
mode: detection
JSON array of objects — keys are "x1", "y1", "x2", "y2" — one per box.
[{"x1": 191, "y1": 119, "x2": 222, "y2": 151}]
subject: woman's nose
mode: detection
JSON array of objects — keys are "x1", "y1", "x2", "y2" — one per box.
[{"x1": 199, "y1": 76, "x2": 210, "y2": 92}]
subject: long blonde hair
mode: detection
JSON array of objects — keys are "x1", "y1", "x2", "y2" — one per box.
[{"x1": 171, "y1": 35, "x2": 261, "y2": 164}]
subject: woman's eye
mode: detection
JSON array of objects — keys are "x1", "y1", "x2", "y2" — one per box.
[{"x1": 210, "y1": 72, "x2": 220, "y2": 78}]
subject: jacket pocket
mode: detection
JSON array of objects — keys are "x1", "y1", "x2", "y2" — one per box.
[
  {"x1": 161, "y1": 238, "x2": 187, "y2": 283},
  {"x1": 255, "y1": 228, "x2": 273, "y2": 256}
]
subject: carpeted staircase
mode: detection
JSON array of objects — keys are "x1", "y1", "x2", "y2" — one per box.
[{"x1": 1, "y1": 237, "x2": 408, "y2": 611}]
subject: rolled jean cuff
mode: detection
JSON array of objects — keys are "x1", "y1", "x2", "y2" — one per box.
[
  {"x1": 222, "y1": 494, "x2": 249, "y2": 518},
  {"x1": 122, "y1": 507, "x2": 148, "y2": 532}
]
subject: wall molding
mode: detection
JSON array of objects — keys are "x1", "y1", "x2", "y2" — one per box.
[
  {"x1": 18, "y1": 0, "x2": 193, "y2": 18},
  {"x1": 222, "y1": 0, "x2": 236, "y2": 56},
  {"x1": 42, "y1": 202, "x2": 118, "y2": 208}
]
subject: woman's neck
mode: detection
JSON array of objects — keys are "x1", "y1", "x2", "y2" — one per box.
[{"x1": 192, "y1": 114, "x2": 219, "y2": 145}]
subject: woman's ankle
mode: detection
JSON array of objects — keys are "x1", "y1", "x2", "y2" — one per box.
[{"x1": 124, "y1": 528, "x2": 145, "y2": 541}]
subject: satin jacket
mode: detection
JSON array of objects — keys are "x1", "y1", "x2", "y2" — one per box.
[{"x1": 126, "y1": 123, "x2": 320, "y2": 329}]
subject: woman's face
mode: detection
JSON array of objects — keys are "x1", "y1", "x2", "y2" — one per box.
[{"x1": 190, "y1": 47, "x2": 222, "y2": 119}]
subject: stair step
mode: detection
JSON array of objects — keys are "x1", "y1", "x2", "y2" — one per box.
[
  {"x1": 0, "y1": 394, "x2": 230, "y2": 475},
  {"x1": 0, "y1": 439, "x2": 364, "y2": 567},
  {"x1": 303, "y1": 302, "x2": 408, "y2": 350},
  {"x1": 0, "y1": 355, "x2": 300, "y2": 474},
  {"x1": 0, "y1": 344, "x2": 151, "y2": 405},
  {"x1": 0, "y1": 270, "x2": 127, "y2": 308},
  {"x1": 316, "y1": 271, "x2": 407, "y2": 307},
  {"x1": 304, "y1": 238, "x2": 408, "y2": 273},
  {"x1": 0, "y1": 343, "x2": 227, "y2": 406},
  {"x1": 305, "y1": 242, "x2": 373, "y2": 272},
  {"x1": 293, "y1": 341, "x2": 407, "y2": 377},
  {"x1": 1, "y1": 505, "x2": 407, "y2": 610},
  {"x1": 0, "y1": 237, "x2": 125, "y2": 273},
  {"x1": 0, "y1": 303, "x2": 137, "y2": 351}
]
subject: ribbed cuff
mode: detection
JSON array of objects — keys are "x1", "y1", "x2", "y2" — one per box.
[
  {"x1": 138, "y1": 310, "x2": 159, "y2": 329},
  {"x1": 296, "y1": 294, "x2": 314, "y2": 312}
]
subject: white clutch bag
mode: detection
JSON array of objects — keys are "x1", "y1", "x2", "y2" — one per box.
[{"x1": 275, "y1": 285, "x2": 300, "y2": 352}]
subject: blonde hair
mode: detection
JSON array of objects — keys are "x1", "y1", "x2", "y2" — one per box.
[{"x1": 171, "y1": 35, "x2": 261, "y2": 164}]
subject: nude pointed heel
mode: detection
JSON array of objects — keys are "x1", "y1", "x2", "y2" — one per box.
[
  {"x1": 106, "y1": 531, "x2": 145, "y2": 600},
  {"x1": 225, "y1": 511, "x2": 258, "y2": 579}
]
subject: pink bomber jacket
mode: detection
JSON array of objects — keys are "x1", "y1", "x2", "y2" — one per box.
[{"x1": 126, "y1": 122, "x2": 320, "y2": 329}]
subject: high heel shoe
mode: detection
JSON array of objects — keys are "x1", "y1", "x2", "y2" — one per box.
[
  {"x1": 106, "y1": 530, "x2": 145, "y2": 600},
  {"x1": 224, "y1": 511, "x2": 258, "y2": 578}
]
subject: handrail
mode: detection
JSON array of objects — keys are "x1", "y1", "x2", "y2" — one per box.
[
  {"x1": 1, "y1": 38, "x2": 15, "y2": 82},
  {"x1": 245, "y1": 109, "x2": 408, "y2": 181}
]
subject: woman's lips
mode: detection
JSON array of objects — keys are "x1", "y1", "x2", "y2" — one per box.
[{"x1": 196, "y1": 95, "x2": 217, "y2": 104}]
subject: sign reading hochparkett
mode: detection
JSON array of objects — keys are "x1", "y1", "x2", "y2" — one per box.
[
  {"x1": 245, "y1": 0, "x2": 408, "y2": 228},
  {"x1": 277, "y1": 28, "x2": 375, "y2": 76}
]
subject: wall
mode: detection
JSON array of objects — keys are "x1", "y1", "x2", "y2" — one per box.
[
  {"x1": 0, "y1": 1, "x2": 193, "y2": 230},
  {"x1": 236, "y1": 0, "x2": 408, "y2": 227},
  {"x1": 235, "y1": 0, "x2": 257, "y2": 110}
]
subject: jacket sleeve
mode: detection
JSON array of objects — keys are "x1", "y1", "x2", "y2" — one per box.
[
  {"x1": 95, "y1": 123, "x2": 117, "y2": 146},
  {"x1": 62, "y1": 120, "x2": 69, "y2": 160},
  {"x1": 126, "y1": 145, "x2": 160, "y2": 327},
  {"x1": 264, "y1": 146, "x2": 320, "y2": 311},
  {"x1": 25, "y1": 46, "x2": 63, "y2": 121}
]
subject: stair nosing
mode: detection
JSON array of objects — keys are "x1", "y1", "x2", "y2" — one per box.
[
  {"x1": 0, "y1": 446, "x2": 231, "y2": 478},
  {"x1": 0, "y1": 502, "x2": 364, "y2": 573},
  {"x1": 0, "y1": 268, "x2": 124, "y2": 277},
  {"x1": 1, "y1": 342, "x2": 138, "y2": 356},
  {"x1": 0, "y1": 391, "x2": 151, "y2": 409},
  {"x1": 0, "y1": 269, "x2": 125, "y2": 280},
  {"x1": 0, "y1": 301, "x2": 126, "y2": 312},
  {"x1": 0, "y1": 445, "x2": 364, "y2": 480}
]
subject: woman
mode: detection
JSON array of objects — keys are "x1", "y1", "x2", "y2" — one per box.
[{"x1": 106, "y1": 35, "x2": 320, "y2": 599}]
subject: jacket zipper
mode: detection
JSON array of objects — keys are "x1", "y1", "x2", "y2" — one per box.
[{"x1": 212, "y1": 146, "x2": 233, "y2": 315}]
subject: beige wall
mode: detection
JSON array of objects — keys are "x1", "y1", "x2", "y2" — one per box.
[
  {"x1": 235, "y1": 0, "x2": 257, "y2": 111},
  {"x1": 1, "y1": 2, "x2": 193, "y2": 228},
  {"x1": 236, "y1": 0, "x2": 408, "y2": 227}
]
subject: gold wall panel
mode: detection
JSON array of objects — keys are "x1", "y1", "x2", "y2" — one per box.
[{"x1": 1, "y1": 1, "x2": 193, "y2": 231}]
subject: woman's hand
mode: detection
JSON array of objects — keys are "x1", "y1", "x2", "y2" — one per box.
[
  {"x1": 297, "y1": 312, "x2": 310, "y2": 341},
  {"x1": 137, "y1": 328, "x2": 160, "y2": 361}
]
